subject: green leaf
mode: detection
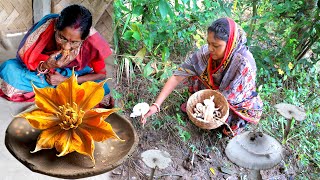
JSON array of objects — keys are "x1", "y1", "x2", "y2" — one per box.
[
  {"x1": 174, "y1": 0, "x2": 180, "y2": 9},
  {"x1": 148, "y1": 83, "x2": 160, "y2": 96},
  {"x1": 192, "y1": 0, "x2": 198, "y2": 10},
  {"x1": 131, "y1": 23, "x2": 139, "y2": 31},
  {"x1": 143, "y1": 61, "x2": 154, "y2": 77},
  {"x1": 132, "y1": 5, "x2": 144, "y2": 18},
  {"x1": 112, "y1": 89, "x2": 123, "y2": 100},
  {"x1": 160, "y1": 68, "x2": 172, "y2": 81},
  {"x1": 159, "y1": 0, "x2": 170, "y2": 19},
  {"x1": 135, "y1": 47, "x2": 147, "y2": 61},
  {"x1": 176, "y1": 113, "x2": 186, "y2": 125},
  {"x1": 180, "y1": 130, "x2": 191, "y2": 142},
  {"x1": 181, "y1": 0, "x2": 190, "y2": 7},
  {"x1": 161, "y1": 46, "x2": 170, "y2": 61},
  {"x1": 123, "y1": 31, "x2": 134, "y2": 40},
  {"x1": 132, "y1": 31, "x2": 141, "y2": 40},
  {"x1": 134, "y1": 47, "x2": 147, "y2": 71},
  {"x1": 121, "y1": 15, "x2": 131, "y2": 35}
]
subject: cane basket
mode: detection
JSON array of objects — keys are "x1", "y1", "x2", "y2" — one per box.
[{"x1": 186, "y1": 89, "x2": 229, "y2": 129}]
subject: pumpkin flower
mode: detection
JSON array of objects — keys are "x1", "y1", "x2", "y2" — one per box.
[
  {"x1": 277, "y1": 68, "x2": 284, "y2": 75},
  {"x1": 17, "y1": 71, "x2": 121, "y2": 166},
  {"x1": 288, "y1": 62, "x2": 294, "y2": 70}
]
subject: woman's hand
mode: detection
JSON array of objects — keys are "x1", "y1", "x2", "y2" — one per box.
[
  {"x1": 139, "y1": 75, "x2": 186, "y2": 125},
  {"x1": 56, "y1": 50, "x2": 71, "y2": 68},
  {"x1": 42, "y1": 50, "x2": 71, "y2": 69},
  {"x1": 141, "y1": 105, "x2": 158, "y2": 124},
  {"x1": 45, "y1": 71, "x2": 67, "y2": 86},
  {"x1": 42, "y1": 51, "x2": 61, "y2": 69}
]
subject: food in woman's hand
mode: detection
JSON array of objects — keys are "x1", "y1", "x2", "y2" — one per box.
[
  {"x1": 62, "y1": 49, "x2": 70, "y2": 55},
  {"x1": 193, "y1": 96, "x2": 221, "y2": 122}
]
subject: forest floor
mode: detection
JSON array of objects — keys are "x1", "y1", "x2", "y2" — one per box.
[{"x1": 105, "y1": 64, "x2": 302, "y2": 180}]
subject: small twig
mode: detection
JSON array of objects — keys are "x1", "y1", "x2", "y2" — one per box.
[
  {"x1": 155, "y1": 173, "x2": 183, "y2": 178},
  {"x1": 195, "y1": 152, "x2": 211, "y2": 162},
  {"x1": 191, "y1": 152, "x2": 195, "y2": 166},
  {"x1": 305, "y1": 152, "x2": 320, "y2": 168}
]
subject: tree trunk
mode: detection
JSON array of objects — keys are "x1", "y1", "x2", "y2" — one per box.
[{"x1": 292, "y1": 0, "x2": 319, "y2": 61}]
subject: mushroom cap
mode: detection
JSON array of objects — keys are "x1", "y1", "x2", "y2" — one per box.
[
  {"x1": 225, "y1": 131, "x2": 283, "y2": 170},
  {"x1": 130, "y1": 102, "x2": 150, "y2": 118},
  {"x1": 274, "y1": 103, "x2": 306, "y2": 121},
  {"x1": 141, "y1": 149, "x2": 171, "y2": 169}
]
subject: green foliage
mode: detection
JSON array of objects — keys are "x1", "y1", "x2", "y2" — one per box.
[{"x1": 176, "y1": 126, "x2": 191, "y2": 142}]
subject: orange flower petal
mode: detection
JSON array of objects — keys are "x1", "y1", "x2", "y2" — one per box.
[
  {"x1": 31, "y1": 126, "x2": 63, "y2": 153},
  {"x1": 55, "y1": 129, "x2": 95, "y2": 164},
  {"x1": 55, "y1": 130, "x2": 75, "y2": 157},
  {"x1": 55, "y1": 72, "x2": 85, "y2": 106},
  {"x1": 33, "y1": 84, "x2": 60, "y2": 113},
  {"x1": 74, "y1": 128, "x2": 95, "y2": 163},
  {"x1": 82, "y1": 108, "x2": 119, "y2": 127},
  {"x1": 80, "y1": 120, "x2": 121, "y2": 142},
  {"x1": 78, "y1": 81, "x2": 106, "y2": 111},
  {"x1": 17, "y1": 109, "x2": 60, "y2": 130}
]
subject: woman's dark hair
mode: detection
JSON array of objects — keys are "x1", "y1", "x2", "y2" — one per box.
[
  {"x1": 207, "y1": 18, "x2": 230, "y2": 42},
  {"x1": 56, "y1": 4, "x2": 92, "y2": 40}
]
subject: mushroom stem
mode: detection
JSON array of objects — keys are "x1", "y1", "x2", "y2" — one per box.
[
  {"x1": 191, "y1": 153, "x2": 195, "y2": 166},
  {"x1": 283, "y1": 117, "x2": 294, "y2": 144},
  {"x1": 248, "y1": 169, "x2": 262, "y2": 180},
  {"x1": 149, "y1": 166, "x2": 157, "y2": 180}
]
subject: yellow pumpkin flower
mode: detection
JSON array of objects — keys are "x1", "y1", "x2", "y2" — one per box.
[
  {"x1": 17, "y1": 71, "x2": 121, "y2": 165},
  {"x1": 278, "y1": 68, "x2": 284, "y2": 75},
  {"x1": 288, "y1": 62, "x2": 294, "y2": 70}
]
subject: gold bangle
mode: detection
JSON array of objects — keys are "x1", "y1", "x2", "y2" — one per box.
[
  {"x1": 37, "y1": 61, "x2": 49, "y2": 75},
  {"x1": 152, "y1": 103, "x2": 160, "y2": 112}
]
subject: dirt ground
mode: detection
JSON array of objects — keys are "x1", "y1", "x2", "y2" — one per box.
[{"x1": 105, "y1": 68, "x2": 300, "y2": 180}]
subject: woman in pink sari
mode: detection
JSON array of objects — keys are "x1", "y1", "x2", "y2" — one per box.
[
  {"x1": 143, "y1": 18, "x2": 263, "y2": 136},
  {"x1": 0, "y1": 5, "x2": 113, "y2": 107}
]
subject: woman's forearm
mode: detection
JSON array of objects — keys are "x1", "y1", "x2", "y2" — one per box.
[
  {"x1": 77, "y1": 73, "x2": 106, "y2": 84},
  {"x1": 154, "y1": 75, "x2": 186, "y2": 106}
]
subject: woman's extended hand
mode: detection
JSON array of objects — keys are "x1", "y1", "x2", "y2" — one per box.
[
  {"x1": 45, "y1": 71, "x2": 67, "y2": 86},
  {"x1": 140, "y1": 105, "x2": 158, "y2": 124}
]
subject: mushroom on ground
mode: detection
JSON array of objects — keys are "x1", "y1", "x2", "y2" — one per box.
[
  {"x1": 274, "y1": 103, "x2": 306, "y2": 144},
  {"x1": 225, "y1": 131, "x2": 283, "y2": 180},
  {"x1": 130, "y1": 102, "x2": 150, "y2": 118},
  {"x1": 141, "y1": 149, "x2": 172, "y2": 180}
]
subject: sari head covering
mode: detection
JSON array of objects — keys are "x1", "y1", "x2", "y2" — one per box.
[{"x1": 174, "y1": 18, "x2": 263, "y2": 124}]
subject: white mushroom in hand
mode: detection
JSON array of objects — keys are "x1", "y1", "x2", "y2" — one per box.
[{"x1": 130, "y1": 102, "x2": 150, "y2": 118}]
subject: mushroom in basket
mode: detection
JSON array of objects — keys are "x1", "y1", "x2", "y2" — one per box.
[{"x1": 193, "y1": 96, "x2": 221, "y2": 122}]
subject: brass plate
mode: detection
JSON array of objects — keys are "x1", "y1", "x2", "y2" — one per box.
[{"x1": 5, "y1": 113, "x2": 138, "y2": 179}]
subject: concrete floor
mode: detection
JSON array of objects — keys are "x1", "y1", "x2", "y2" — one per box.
[{"x1": 0, "y1": 36, "x2": 116, "y2": 179}]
